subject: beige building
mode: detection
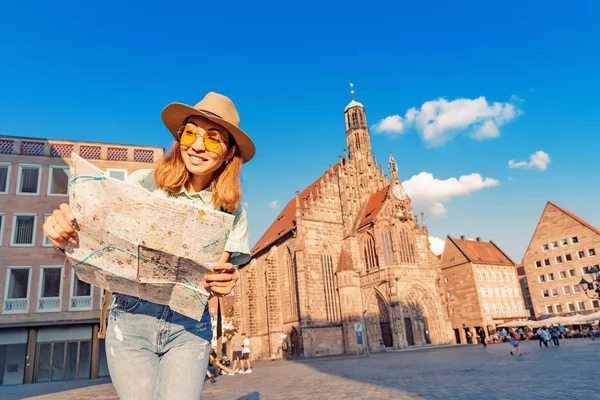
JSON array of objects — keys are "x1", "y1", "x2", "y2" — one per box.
[
  {"x1": 440, "y1": 236, "x2": 529, "y2": 343},
  {"x1": 234, "y1": 96, "x2": 454, "y2": 360},
  {"x1": 522, "y1": 202, "x2": 600, "y2": 318},
  {"x1": 0, "y1": 135, "x2": 163, "y2": 385}
]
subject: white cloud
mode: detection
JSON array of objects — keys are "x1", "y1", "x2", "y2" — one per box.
[
  {"x1": 403, "y1": 172, "x2": 500, "y2": 217},
  {"x1": 429, "y1": 236, "x2": 446, "y2": 255},
  {"x1": 242, "y1": 202, "x2": 249, "y2": 210},
  {"x1": 371, "y1": 115, "x2": 405, "y2": 137},
  {"x1": 508, "y1": 150, "x2": 551, "y2": 171},
  {"x1": 376, "y1": 96, "x2": 521, "y2": 147},
  {"x1": 268, "y1": 200, "x2": 279, "y2": 209}
]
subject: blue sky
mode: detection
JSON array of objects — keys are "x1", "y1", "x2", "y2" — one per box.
[{"x1": 1, "y1": 1, "x2": 599, "y2": 261}]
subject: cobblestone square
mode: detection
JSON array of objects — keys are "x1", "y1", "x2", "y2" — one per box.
[{"x1": 2, "y1": 339, "x2": 598, "y2": 400}]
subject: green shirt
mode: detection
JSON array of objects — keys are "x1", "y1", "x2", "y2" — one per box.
[{"x1": 125, "y1": 169, "x2": 251, "y2": 266}]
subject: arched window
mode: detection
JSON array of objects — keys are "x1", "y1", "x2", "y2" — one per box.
[
  {"x1": 398, "y1": 228, "x2": 416, "y2": 264},
  {"x1": 355, "y1": 134, "x2": 361, "y2": 150},
  {"x1": 351, "y1": 112, "x2": 359, "y2": 127},
  {"x1": 358, "y1": 110, "x2": 364, "y2": 125},
  {"x1": 380, "y1": 230, "x2": 395, "y2": 265},
  {"x1": 287, "y1": 249, "x2": 298, "y2": 318},
  {"x1": 362, "y1": 233, "x2": 378, "y2": 271},
  {"x1": 320, "y1": 254, "x2": 338, "y2": 322},
  {"x1": 347, "y1": 113, "x2": 350, "y2": 128}
]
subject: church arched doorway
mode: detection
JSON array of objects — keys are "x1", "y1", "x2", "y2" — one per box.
[
  {"x1": 290, "y1": 327, "x2": 301, "y2": 356},
  {"x1": 377, "y1": 294, "x2": 393, "y2": 348}
]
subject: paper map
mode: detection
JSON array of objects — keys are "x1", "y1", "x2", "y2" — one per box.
[{"x1": 65, "y1": 153, "x2": 234, "y2": 320}]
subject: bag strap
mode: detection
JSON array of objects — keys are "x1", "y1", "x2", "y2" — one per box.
[{"x1": 98, "y1": 290, "x2": 112, "y2": 339}]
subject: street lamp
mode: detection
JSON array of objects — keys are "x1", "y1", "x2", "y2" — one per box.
[{"x1": 579, "y1": 267, "x2": 600, "y2": 299}]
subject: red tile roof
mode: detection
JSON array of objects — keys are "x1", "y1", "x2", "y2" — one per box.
[
  {"x1": 449, "y1": 237, "x2": 514, "y2": 266},
  {"x1": 251, "y1": 164, "x2": 340, "y2": 256},
  {"x1": 359, "y1": 186, "x2": 389, "y2": 226},
  {"x1": 549, "y1": 201, "x2": 600, "y2": 236}
]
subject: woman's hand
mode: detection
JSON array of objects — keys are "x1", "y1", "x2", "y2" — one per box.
[
  {"x1": 42, "y1": 203, "x2": 79, "y2": 249},
  {"x1": 205, "y1": 263, "x2": 238, "y2": 297}
]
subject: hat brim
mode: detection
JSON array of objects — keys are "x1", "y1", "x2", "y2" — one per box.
[{"x1": 161, "y1": 103, "x2": 256, "y2": 163}]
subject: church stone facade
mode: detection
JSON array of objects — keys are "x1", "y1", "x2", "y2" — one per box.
[{"x1": 233, "y1": 97, "x2": 454, "y2": 359}]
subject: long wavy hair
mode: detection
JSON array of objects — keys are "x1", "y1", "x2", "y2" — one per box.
[{"x1": 153, "y1": 135, "x2": 243, "y2": 213}]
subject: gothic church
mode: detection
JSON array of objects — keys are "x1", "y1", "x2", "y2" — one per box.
[{"x1": 233, "y1": 95, "x2": 454, "y2": 358}]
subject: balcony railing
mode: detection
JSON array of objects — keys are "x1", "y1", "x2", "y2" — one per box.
[
  {"x1": 4, "y1": 298, "x2": 29, "y2": 313},
  {"x1": 70, "y1": 296, "x2": 92, "y2": 310},
  {"x1": 38, "y1": 297, "x2": 61, "y2": 311}
]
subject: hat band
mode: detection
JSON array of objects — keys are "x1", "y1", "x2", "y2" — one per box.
[{"x1": 199, "y1": 109, "x2": 224, "y2": 120}]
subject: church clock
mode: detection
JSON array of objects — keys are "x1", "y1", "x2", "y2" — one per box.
[{"x1": 392, "y1": 185, "x2": 406, "y2": 201}]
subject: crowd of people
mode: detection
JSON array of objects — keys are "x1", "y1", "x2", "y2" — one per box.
[
  {"x1": 474, "y1": 323, "x2": 599, "y2": 356},
  {"x1": 206, "y1": 330, "x2": 253, "y2": 383}
]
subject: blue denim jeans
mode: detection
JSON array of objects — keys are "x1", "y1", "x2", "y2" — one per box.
[{"x1": 105, "y1": 294, "x2": 213, "y2": 400}]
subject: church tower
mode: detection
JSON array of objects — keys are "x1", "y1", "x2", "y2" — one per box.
[{"x1": 344, "y1": 85, "x2": 372, "y2": 172}]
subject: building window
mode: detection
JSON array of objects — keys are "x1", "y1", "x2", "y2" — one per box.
[
  {"x1": 551, "y1": 288, "x2": 558, "y2": 297},
  {"x1": 11, "y1": 214, "x2": 37, "y2": 246},
  {"x1": 483, "y1": 304, "x2": 489, "y2": 314},
  {"x1": 535, "y1": 260, "x2": 542, "y2": 268},
  {"x1": 563, "y1": 285, "x2": 571, "y2": 295},
  {"x1": 544, "y1": 259, "x2": 551, "y2": 266},
  {"x1": 567, "y1": 302, "x2": 576, "y2": 312},
  {"x1": 480, "y1": 288, "x2": 486, "y2": 297},
  {"x1": 361, "y1": 233, "x2": 378, "y2": 271},
  {"x1": 17, "y1": 164, "x2": 41, "y2": 195},
  {"x1": 556, "y1": 256, "x2": 563, "y2": 264},
  {"x1": 561, "y1": 239, "x2": 569, "y2": 247},
  {"x1": 546, "y1": 305, "x2": 553, "y2": 314},
  {"x1": 539, "y1": 275, "x2": 546, "y2": 283},
  {"x1": 542, "y1": 244, "x2": 549, "y2": 252},
  {"x1": 583, "y1": 266, "x2": 592, "y2": 274},
  {"x1": 0, "y1": 213, "x2": 4, "y2": 246},
  {"x1": 565, "y1": 254, "x2": 573, "y2": 262},
  {"x1": 4, "y1": 267, "x2": 32, "y2": 314},
  {"x1": 447, "y1": 292, "x2": 451, "y2": 298},
  {"x1": 398, "y1": 228, "x2": 416, "y2": 264},
  {"x1": 578, "y1": 250, "x2": 586, "y2": 259},
  {"x1": 511, "y1": 303, "x2": 517, "y2": 311},
  {"x1": 287, "y1": 250, "x2": 298, "y2": 318},
  {"x1": 38, "y1": 266, "x2": 62, "y2": 312},
  {"x1": 107, "y1": 169, "x2": 128, "y2": 181},
  {"x1": 380, "y1": 230, "x2": 395, "y2": 265},
  {"x1": 494, "y1": 288, "x2": 500, "y2": 297},
  {"x1": 48, "y1": 166, "x2": 69, "y2": 196},
  {"x1": 484, "y1": 272, "x2": 490, "y2": 281},
  {"x1": 589, "y1": 248, "x2": 596, "y2": 257},
  {"x1": 542, "y1": 289, "x2": 549, "y2": 298},
  {"x1": 0, "y1": 163, "x2": 10, "y2": 194},
  {"x1": 70, "y1": 271, "x2": 92, "y2": 311},
  {"x1": 552, "y1": 241, "x2": 559, "y2": 250},
  {"x1": 498, "y1": 304, "x2": 504, "y2": 313},
  {"x1": 487, "y1": 287, "x2": 493, "y2": 297},
  {"x1": 555, "y1": 304, "x2": 563, "y2": 313},
  {"x1": 591, "y1": 300, "x2": 599, "y2": 309},
  {"x1": 512, "y1": 273, "x2": 516, "y2": 281},
  {"x1": 572, "y1": 285, "x2": 581, "y2": 294},
  {"x1": 491, "y1": 304, "x2": 497, "y2": 314},
  {"x1": 501, "y1": 288, "x2": 506, "y2": 297},
  {"x1": 559, "y1": 271, "x2": 567, "y2": 279},
  {"x1": 568, "y1": 269, "x2": 577, "y2": 277},
  {"x1": 492, "y1": 272, "x2": 497, "y2": 282},
  {"x1": 42, "y1": 214, "x2": 53, "y2": 247},
  {"x1": 571, "y1": 236, "x2": 579, "y2": 244},
  {"x1": 497, "y1": 272, "x2": 503, "y2": 282},
  {"x1": 513, "y1": 288, "x2": 519, "y2": 297},
  {"x1": 477, "y1": 271, "x2": 483, "y2": 281},
  {"x1": 504, "y1": 272, "x2": 510, "y2": 281},
  {"x1": 577, "y1": 301, "x2": 586, "y2": 311},
  {"x1": 320, "y1": 254, "x2": 338, "y2": 322},
  {"x1": 547, "y1": 273, "x2": 554, "y2": 282},
  {"x1": 443, "y1": 277, "x2": 448, "y2": 283}
]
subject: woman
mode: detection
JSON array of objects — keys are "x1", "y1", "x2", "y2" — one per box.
[
  {"x1": 43, "y1": 92, "x2": 255, "y2": 399},
  {"x1": 509, "y1": 331, "x2": 521, "y2": 356}
]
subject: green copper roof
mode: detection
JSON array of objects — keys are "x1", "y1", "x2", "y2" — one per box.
[{"x1": 344, "y1": 99, "x2": 364, "y2": 112}]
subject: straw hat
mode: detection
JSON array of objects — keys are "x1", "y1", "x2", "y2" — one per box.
[{"x1": 161, "y1": 92, "x2": 256, "y2": 163}]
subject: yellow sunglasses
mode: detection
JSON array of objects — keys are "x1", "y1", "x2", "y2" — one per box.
[{"x1": 177, "y1": 124, "x2": 227, "y2": 151}]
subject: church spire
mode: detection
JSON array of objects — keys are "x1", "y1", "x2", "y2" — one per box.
[{"x1": 388, "y1": 152, "x2": 399, "y2": 182}]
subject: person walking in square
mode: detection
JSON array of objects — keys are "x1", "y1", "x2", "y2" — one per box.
[
  {"x1": 478, "y1": 328, "x2": 487, "y2": 348},
  {"x1": 242, "y1": 333, "x2": 253, "y2": 373},
  {"x1": 509, "y1": 331, "x2": 521, "y2": 356},
  {"x1": 43, "y1": 92, "x2": 255, "y2": 399},
  {"x1": 230, "y1": 330, "x2": 245, "y2": 374},
  {"x1": 379, "y1": 338, "x2": 386, "y2": 352},
  {"x1": 551, "y1": 326, "x2": 560, "y2": 346}
]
